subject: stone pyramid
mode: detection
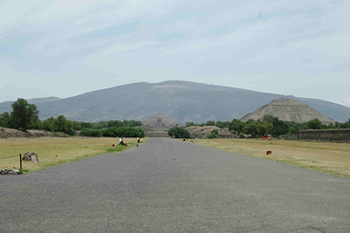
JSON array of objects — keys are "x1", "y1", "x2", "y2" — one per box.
[
  {"x1": 240, "y1": 98, "x2": 335, "y2": 124},
  {"x1": 142, "y1": 115, "x2": 177, "y2": 130}
]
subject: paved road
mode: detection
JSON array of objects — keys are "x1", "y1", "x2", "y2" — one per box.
[{"x1": 1, "y1": 138, "x2": 349, "y2": 232}]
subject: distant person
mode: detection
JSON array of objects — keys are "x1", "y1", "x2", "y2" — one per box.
[
  {"x1": 137, "y1": 137, "x2": 140, "y2": 143},
  {"x1": 119, "y1": 137, "x2": 125, "y2": 145}
]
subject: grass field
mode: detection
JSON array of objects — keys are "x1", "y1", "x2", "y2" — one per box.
[
  {"x1": 193, "y1": 139, "x2": 350, "y2": 178},
  {"x1": 0, "y1": 137, "x2": 144, "y2": 174},
  {"x1": 2, "y1": 137, "x2": 349, "y2": 177}
]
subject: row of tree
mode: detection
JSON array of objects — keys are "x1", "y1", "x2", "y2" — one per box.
[
  {"x1": 168, "y1": 127, "x2": 191, "y2": 138},
  {"x1": 228, "y1": 116, "x2": 350, "y2": 137},
  {"x1": 186, "y1": 121, "x2": 230, "y2": 129},
  {"x1": 181, "y1": 116, "x2": 350, "y2": 139},
  {"x1": 76, "y1": 120, "x2": 142, "y2": 130},
  {"x1": 0, "y1": 98, "x2": 144, "y2": 137},
  {"x1": 80, "y1": 127, "x2": 144, "y2": 138}
]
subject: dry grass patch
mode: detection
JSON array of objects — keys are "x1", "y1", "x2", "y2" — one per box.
[
  {"x1": 193, "y1": 139, "x2": 350, "y2": 178},
  {"x1": 0, "y1": 137, "x2": 147, "y2": 173},
  {"x1": 0, "y1": 127, "x2": 51, "y2": 138}
]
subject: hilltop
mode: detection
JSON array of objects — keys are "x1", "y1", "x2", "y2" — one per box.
[{"x1": 0, "y1": 81, "x2": 349, "y2": 124}]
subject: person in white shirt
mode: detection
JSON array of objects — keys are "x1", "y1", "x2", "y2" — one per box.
[{"x1": 119, "y1": 138, "x2": 124, "y2": 145}]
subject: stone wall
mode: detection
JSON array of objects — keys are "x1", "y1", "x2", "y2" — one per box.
[{"x1": 297, "y1": 129, "x2": 350, "y2": 142}]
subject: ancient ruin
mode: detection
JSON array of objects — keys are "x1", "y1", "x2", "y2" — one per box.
[
  {"x1": 185, "y1": 126, "x2": 235, "y2": 139},
  {"x1": 142, "y1": 115, "x2": 177, "y2": 137},
  {"x1": 240, "y1": 98, "x2": 335, "y2": 124},
  {"x1": 297, "y1": 129, "x2": 350, "y2": 142}
]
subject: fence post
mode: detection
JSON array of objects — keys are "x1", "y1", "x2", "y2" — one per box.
[{"x1": 20, "y1": 153, "x2": 22, "y2": 170}]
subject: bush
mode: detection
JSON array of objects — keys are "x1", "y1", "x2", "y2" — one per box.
[
  {"x1": 215, "y1": 121, "x2": 230, "y2": 129},
  {"x1": 186, "y1": 122, "x2": 195, "y2": 127},
  {"x1": 263, "y1": 115, "x2": 288, "y2": 137},
  {"x1": 207, "y1": 129, "x2": 219, "y2": 139},
  {"x1": 81, "y1": 127, "x2": 144, "y2": 138},
  {"x1": 239, "y1": 133, "x2": 245, "y2": 138},
  {"x1": 307, "y1": 118, "x2": 323, "y2": 129},
  {"x1": 168, "y1": 127, "x2": 190, "y2": 138},
  {"x1": 80, "y1": 128, "x2": 102, "y2": 137},
  {"x1": 0, "y1": 112, "x2": 12, "y2": 128}
]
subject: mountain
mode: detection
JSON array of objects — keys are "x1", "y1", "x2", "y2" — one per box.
[
  {"x1": 25, "y1": 97, "x2": 61, "y2": 105},
  {"x1": 0, "y1": 97, "x2": 61, "y2": 113},
  {"x1": 240, "y1": 98, "x2": 335, "y2": 124},
  {"x1": 0, "y1": 81, "x2": 349, "y2": 124}
]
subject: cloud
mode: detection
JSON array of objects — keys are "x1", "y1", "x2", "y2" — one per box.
[
  {"x1": 103, "y1": 41, "x2": 157, "y2": 55},
  {"x1": 0, "y1": 0, "x2": 349, "y2": 108},
  {"x1": 0, "y1": 0, "x2": 46, "y2": 27},
  {"x1": 341, "y1": 94, "x2": 350, "y2": 108}
]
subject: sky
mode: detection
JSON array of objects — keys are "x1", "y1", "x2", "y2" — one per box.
[{"x1": 0, "y1": 0, "x2": 350, "y2": 107}]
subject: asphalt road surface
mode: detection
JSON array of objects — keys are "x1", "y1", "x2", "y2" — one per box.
[{"x1": 1, "y1": 138, "x2": 350, "y2": 232}]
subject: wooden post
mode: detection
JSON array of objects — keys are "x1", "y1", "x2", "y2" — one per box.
[{"x1": 20, "y1": 153, "x2": 22, "y2": 170}]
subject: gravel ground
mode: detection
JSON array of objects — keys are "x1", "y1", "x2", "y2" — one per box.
[{"x1": 1, "y1": 137, "x2": 350, "y2": 232}]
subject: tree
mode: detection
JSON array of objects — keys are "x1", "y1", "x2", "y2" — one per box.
[
  {"x1": 229, "y1": 119, "x2": 244, "y2": 134},
  {"x1": 55, "y1": 115, "x2": 75, "y2": 135},
  {"x1": 262, "y1": 115, "x2": 275, "y2": 123},
  {"x1": 207, "y1": 129, "x2": 219, "y2": 139},
  {"x1": 263, "y1": 115, "x2": 289, "y2": 137},
  {"x1": 206, "y1": 121, "x2": 215, "y2": 126},
  {"x1": 215, "y1": 121, "x2": 230, "y2": 129},
  {"x1": 168, "y1": 126, "x2": 190, "y2": 138},
  {"x1": 42, "y1": 117, "x2": 57, "y2": 132},
  {"x1": 307, "y1": 118, "x2": 322, "y2": 129},
  {"x1": 186, "y1": 122, "x2": 195, "y2": 127},
  {"x1": 125, "y1": 120, "x2": 142, "y2": 127},
  {"x1": 257, "y1": 121, "x2": 273, "y2": 136},
  {"x1": 80, "y1": 128, "x2": 102, "y2": 137},
  {"x1": 10, "y1": 98, "x2": 39, "y2": 131},
  {"x1": 80, "y1": 122, "x2": 93, "y2": 129},
  {"x1": 30, "y1": 117, "x2": 42, "y2": 130},
  {"x1": 289, "y1": 124, "x2": 300, "y2": 135},
  {"x1": 0, "y1": 112, "x2": 12, "y2": 128},
  {"x1": 326, "y1": 123, "x2": 335, "y2": 129},
  {"x1": 243, "y1": 121, "x2": 258, "y2": 137}
]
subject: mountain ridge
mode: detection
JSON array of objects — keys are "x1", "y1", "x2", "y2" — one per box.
[{"x1": 0, "y1": 81, "x2": 349, "y2": 124}]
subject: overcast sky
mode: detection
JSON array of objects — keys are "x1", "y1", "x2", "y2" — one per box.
[{"x1": 0, "y1": 0, "x2": 349, "y2": 107}]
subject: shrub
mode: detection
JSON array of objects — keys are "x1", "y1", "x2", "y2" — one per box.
[
  {"x1": 81, "y1": 127, "x2": 144, "y2": 138},
  {"x1": 307, "y1": 118, "x2": 323, "y2": 129},
  {"x1": 80, "y1": 128, "x2": 102, "y2": 137},
  {"x1": 207, "y1": 129, "x2": 219, "y2": 139},
  {"x1": 168, "y1": 127, "x2": 190, "y2": 138}
]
